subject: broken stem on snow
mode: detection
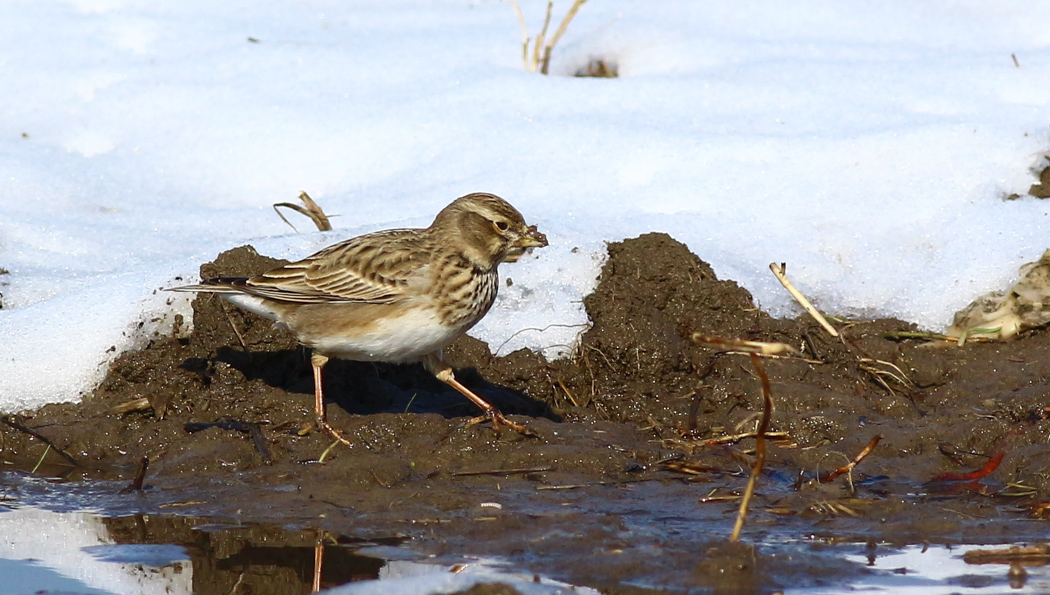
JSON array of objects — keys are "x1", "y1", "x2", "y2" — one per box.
[
  {"x1": 273, "y1": 191, "x2": 333, "y2": 232},
  {"x1": 769, "y1": 262, "x2": 839, "y2": 337}
]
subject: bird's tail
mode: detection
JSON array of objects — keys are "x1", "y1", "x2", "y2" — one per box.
[
  {"x1": 166, "y1": 277, "x2": 284, "y2": 322},
  {"x1": 166, "y1": 277, "x2": 250, "y2": 294}
]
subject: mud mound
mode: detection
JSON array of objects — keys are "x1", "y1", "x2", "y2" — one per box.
[
  {"x1": 454, "y1": 234, "x2": 926, "y2": 453},
  {"x1": 453, "y1": 233, "x2": 806, "y2": 426},
  {"x1": 7, "y1": 233, "x2": 1050, "y2": 490}
]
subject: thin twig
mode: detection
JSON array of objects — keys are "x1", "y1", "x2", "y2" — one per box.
[
  {"x1": 769, "y1": 263, "x2": 839, "y2": 337},
  {"x1": 965, "y1": 545, "x2": 1050, "y2": 565},
  {"x1": 119, "y1": 456, "x2": 150, "y2": 494},
  {"x1": 247, "y1": 424, "x2": 273, "y2": 465},
  {"x1": 818, "y1": 434, "x2": 883, "y2": 483},
  {"x1": 403, "y1": 392, "x2": 418, "y2": 414},
  {"x1": 31, "y1": 444, "x2": 51, "y2": 474},
  {"x1": 662, "y1": 459, "x2": 719, "y2": 476},
  {"x1": 723, "y1": 351, "x2": 824, "y2": 364},
  {"x1": 729, "y1": 354, "x2": 773, "y2": 542},
  {"x1": 131, "y1": 455, "x2": 149, "y2": 490},
  {"x1": 859, "y1": 358, "x2": 915, "y2": 388},
  {"x1": 540, "y1": 0, "x2": 588, "y2": 74},
  {"x1": 667, "y1": 430, "x2": 792, "y2": 447},
  {"x1": 536, "y1": 477, "x2": 675, "y2": 490},
  {"x1": 317, "y1": 439, "x2": 342, "y2": 463},
  {"x1": 313, "y1": 538, "x2": 324, "y2": 592},
  {"x1": 532, "y1": 0, "x2": 554, "y2": 70},
  {"x1": 557, "y1": 379, "x2": 580, "y2": 407},
  {"x1": 883, "y1": 331, "x2": 950, "y2": 341},
  {"x1": 218, "y1": 299, "x2": 247, "y2": 349},
  {"x1": 691, "y1": 335, "x2": 800, "y2": 357},
  {"x1": 1, "y1": 416, "x2": 78, "y2": 467},
  {"x1": 108, "y1": 397, "x2": 152, "y2": 415},
  {"x1": 956, "y1": 326, "x2": 1003, "y2": 347},
  {"x1": 507, "y1": 0, "x2": 530, "y2": 69},
  {"x1": 273, "y1": 191, "x2": 333, "y2": 233},
  {"x1": 452, "y1": 466, "x2": 553, "y2": 477}
]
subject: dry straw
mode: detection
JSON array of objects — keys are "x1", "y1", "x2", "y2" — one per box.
[{"x1": 508, "y1": 0, "x2": 589, "y2": 74}]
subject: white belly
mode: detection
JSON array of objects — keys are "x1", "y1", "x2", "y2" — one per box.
[{"x1": 305, "y1": 307, "x2": 459, "y2": 363}]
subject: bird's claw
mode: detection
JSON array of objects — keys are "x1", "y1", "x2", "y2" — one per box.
[
  {"x1": 465, "y1": 411, "x2": 539, "y2": 438},
  {"x1": 316, "y1": 418, "x2": 352, "y2": 446}
]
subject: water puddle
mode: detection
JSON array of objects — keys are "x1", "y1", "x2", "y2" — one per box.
[
  {"x1": 4, "y1": 468, "x2": 1050, "y2": 594},
  {"x1": 2, "y1": 500, "x2": 1048, "y2": 594},
  {"x1": 801, "y1": 544, "x2": 1050, "y2": 594},
  {"x1": 0, "y1": 504, "x2": 603, "y2": 595}
]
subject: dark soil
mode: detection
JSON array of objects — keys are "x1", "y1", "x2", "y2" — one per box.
[{"x1": 5, "y1": 233, "x2": 1050, "y2": 593}]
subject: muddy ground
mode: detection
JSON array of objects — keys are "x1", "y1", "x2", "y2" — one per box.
[{"x1": 5, "y1": 232, "x2": 1050, "y2": 593}]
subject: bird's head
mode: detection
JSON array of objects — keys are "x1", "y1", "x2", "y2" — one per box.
[{"x1": 431, "y1": 193, "x2": 548, "y2": 269}]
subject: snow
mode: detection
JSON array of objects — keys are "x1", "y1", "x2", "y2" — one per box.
[
  {"x1": 0, "y1": 506, "x2": 192, "y2": 595},
  {"x1": 2, "y1": 0, "x2": 1050, "y2": 412}
]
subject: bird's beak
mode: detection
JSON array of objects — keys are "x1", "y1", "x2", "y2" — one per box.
[
  {"x1": 504, "y1": 225, "x2": 548, "y2": 263},
  {"x1": 516, "y1": 225, "x2": 549, "y2": 249}
]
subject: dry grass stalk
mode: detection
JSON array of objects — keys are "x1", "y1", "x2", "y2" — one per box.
[
  {"x1": 691, "y1": 335, "x2": 800, "y2": 357},
  {"x1": 671, "y1": 430, "x2": 793, "y2": 448},
  {"x1": 118, "y1": 456, "x2": 149, "y2": 494},
  {"x1": 1, "y1": 415, "x2": 78, "y2": 467},
  {"x1": 858, "y1": 358, "x2": 915, "y2": 392},
  {"x1": 661, "y1": 459, "x2": 720, "y2": 475},
  {"x1": 574, "y1": 58, "x2": 618, "y2": 78},
  {"x1": 509, "y1": 0, "x2": 530, "y2": 66},
  {"x1": 806, "y1": 500, "x2": 861, "y2": 518},
  {"x1": 964, "y1": 544, "x2": 1050, "y2": 564},
  {"x1": 274, "y1": 191, "x2": 333, "y2": 232},
  {"x1": 699, "y1": 492, "x2": 741, "y2": 503},
  {"x1": 954, "y1": 326, "x2": 1002, "y2": 346},
  {"x1": 507, "y1": 0, "x2": 589, "y2": 74},
  {"x1": 557, "y1": 379, "x2": 581, "y2": 407},
  {"x1": 317, "y1": 438, "x2": 342, "y2": 463},
  {"x1": 532, "y1": 1, "x2": 554, "y2": 69},
  {"x1": 108, "y1": 397, "x2": 152, "y2": 415},
  {"x1": 662, "y1": 430, "x2": 797, "y2": 458},
  {"x1": 729, "y1": 353, "x2": 773, "y2": 542},
  {"x1": 452, "y1": 466, "x2": 554, "y2": 477},
  {"x1": 1000, "y1": 482, "x2": 1038, "y2": 497},
  {"x1": 725, "y1": 430, "x2": 795, "y2": 448},
  {"x1": 817, "y1": 434, "x2": 883, "y2": 483},
  {"x1": 769, "y1": 263, "x2": 839, "y2": 337},
  {"x1": 313, "y1": 537, "x2": 325, "y2": 593}
]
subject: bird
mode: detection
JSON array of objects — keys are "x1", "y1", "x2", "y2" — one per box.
[{"x1": 169, "y1": 192, "x2": 548, "y2": 445}]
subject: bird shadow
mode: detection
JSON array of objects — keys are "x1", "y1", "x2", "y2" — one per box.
[{"x1": 187, "y1": 346, "x2": 559, "y2": 421}]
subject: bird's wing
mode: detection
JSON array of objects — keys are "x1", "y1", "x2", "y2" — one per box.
[{"x1": 239, "y1": 229, "x2": 429, "y2": 305}]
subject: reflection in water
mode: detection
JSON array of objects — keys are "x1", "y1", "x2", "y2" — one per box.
[
  {"x1": 102, "y1": 514, "x2": 404, "y2": 593},
  {"x1": 796, "y1": 543, "x2": 1050, "y2": 595},
  {"x1": 0, "y1": 507, "x2": 192, "y2": 595},
  {"x1": 0, "y1": 506, "x2": 402, "y2": 595},
  {"x1": 0, "y1": 506, "x2": 598, "y2": 595}
]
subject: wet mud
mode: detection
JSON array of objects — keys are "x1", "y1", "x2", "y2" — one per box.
[{"x1": 5, "y1": 233, "x2": 1050, "y2": 593}]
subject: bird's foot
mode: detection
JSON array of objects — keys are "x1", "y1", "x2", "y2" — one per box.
[
  {"x1": 316, "y1": 418, "x2": 352, "y2": 446},
  {"x1": 465, "y1": 410, "x2": 539, "y2": 438}
]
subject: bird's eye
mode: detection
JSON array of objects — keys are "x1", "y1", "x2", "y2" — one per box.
[{"x1": 495, "y1": 220, "x2": 509, "y2": 232}]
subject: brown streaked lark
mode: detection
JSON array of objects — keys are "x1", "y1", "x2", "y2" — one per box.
[{"x1": 170, "y1": 192, "x2": 548, "y2": 444}]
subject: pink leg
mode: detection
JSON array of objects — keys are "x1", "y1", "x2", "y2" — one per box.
[
  {"x1": 311, "y1": 352, "x2": 350, "y2": 446},
  {"x1": 424, "y1": 354, "x2": 536, "y2": 437}
]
